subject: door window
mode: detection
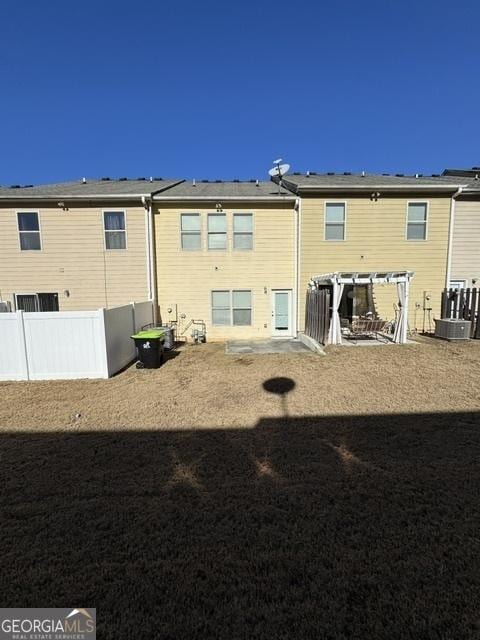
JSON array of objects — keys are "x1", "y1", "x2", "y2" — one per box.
[{"x1": 274, "y1": 292, "x2": 289, "y2": 330}]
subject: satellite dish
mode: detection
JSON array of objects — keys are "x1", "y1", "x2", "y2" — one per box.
[{"x1": 268, "y1": 163, "x2": 290, "y2": 178}]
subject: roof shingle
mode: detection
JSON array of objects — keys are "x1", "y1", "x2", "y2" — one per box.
[
  {"x1": 153, "y1": 181, "x2": 295, "y2": 200},
  {"x1": 280, "y1": 173, "x2": 469, "y2": 192},
  {"x1": 0, "y1": 178, "x2": 183, "y2": 199}
]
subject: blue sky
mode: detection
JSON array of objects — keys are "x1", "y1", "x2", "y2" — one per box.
[{"x1": 1, "y1": 0, "x2": 478, "y2": 184}]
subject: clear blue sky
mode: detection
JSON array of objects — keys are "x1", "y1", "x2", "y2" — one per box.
[{"x1": 1, "y1": 0, "x2": 478, "y2": 184}]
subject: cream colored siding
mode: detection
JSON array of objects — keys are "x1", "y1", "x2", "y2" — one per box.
[
  {"x1": 450, "y1": 199, "x2": 480, "y2": 287},
  {"x1": 0, "y1": 203, "x2": 148, "y2": 310},
  {"x1": 154, "y1": 202, "x2": 295, "y2": 340},
  {"x1": 299, "y1": 195, "x2": 451, "y2": 331}
]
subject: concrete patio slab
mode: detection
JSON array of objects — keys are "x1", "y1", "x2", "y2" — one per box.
[{"x1": 226, "y1": 339, "x2": 315, "y2": 355}]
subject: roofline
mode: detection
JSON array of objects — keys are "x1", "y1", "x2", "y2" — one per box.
[
  {"x1": 0, "y1": 193, "x2": 158, "y2": 200},
  {"x1": 459, "y1": 188, "x2": 480, "y2": 195},
  {"x1": 152, "y1": 195, "x2": 297, "y2": 202},
  {"x1": 283, "y1": 182, "x2": 468, "y2": 193}
]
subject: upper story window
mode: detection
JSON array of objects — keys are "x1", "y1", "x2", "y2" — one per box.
[
  {"x1": 325, "y1": 203, "x2": 346, "y2": 241},
  {"x1": 407, "y1": 202, "x2": 427, "y2": 240},
  {"x1": 181, "y1": 213, "x2": 201, "y2": 250},
  {"x1": 208, "y1": 214, "x2": 227, "y2": 250},
  {"x1": 104, "y1": 211, "x2": 126, "y2": 249},
  {"x1": 17, "y1": 212, "x2": 41, "y2": 250},
  {"x1": 233, "y1": 214, "x2": 253, "y2": 250}
]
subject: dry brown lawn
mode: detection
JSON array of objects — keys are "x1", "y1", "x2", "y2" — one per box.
[
  {"x1": 1, "y1": 336, "x2": 480, "y2": 638},
  {"x1": 1, "y1": 336, "x2": 480, "y2": 430}
]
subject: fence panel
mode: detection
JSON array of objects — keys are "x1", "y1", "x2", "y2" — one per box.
[
  {"x1": 305, "y1": 288, "x2": 331, "y2": 345},
  {"x1": 23, "y1": 311, "x2": 107, "y2": 380},
  {"x1": 103, "y1": 304, "x2": 137, "y2": 377},
  {"x1": 441, "y1": 288, "x2": 480, "y2": 338},
  {"x1": 0, "y1": 300, "x2": 153, "y2": 381},
  {"x1": 132, "y1": 300, "x2": 154, "y2": 332},
  {"x1": 0, "y1": 312, "x2": 29, "y2": 380}
]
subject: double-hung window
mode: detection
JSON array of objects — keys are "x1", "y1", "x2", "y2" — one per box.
[
  {"x1": 407, "y1": 203, "x2": 427, "y2": 240},
  {"x1": 325, "y1": 203, "x2": 346, "y2": 240},
  {"x1": 211, "y1": 290, "x2": 252, "y2": 326},
  {"x1": 232, "y1": 290, "x2": 252, "y2": 325},
  {"x1": 17, "y1": 212, "x2": 41, "y2": 250},
  {"x1": 208, "y1": 214, "x2": 227, "y2": 250},
  {"x1": 104, "y1": 211, "x2": 126, "y2": 249},
  {"x1": 233, "y1": 214, "x2": 253, "y2": 250},
  {"x1": 211, "y1": 291, "x2": 231, "y2": 325},
  {"x1": 181, "y1": 214, "x2": 201, "y2": 249}
]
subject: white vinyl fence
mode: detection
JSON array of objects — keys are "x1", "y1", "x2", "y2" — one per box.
[{"x1": 0, "y1": 301, "x2": 153, "y2": 381}]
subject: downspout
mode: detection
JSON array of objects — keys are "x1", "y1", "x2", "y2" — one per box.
[
  {"x1": 294, "y1": 197, "x2": 301, "y2": 336},
  {"x1": 445, "y1": 187, "x2": 463, "y2": 288},
  {"x1": 142, "y1": 196, "x2": 159, "y2": 324}
]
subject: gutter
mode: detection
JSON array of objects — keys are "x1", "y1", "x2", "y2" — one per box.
[
  {"x1": 294, "y1": 197, "x2": 301, "y2": 336},
  {"x1": 292, "y1": 184, "x2": 466, "y2": 193},
  {"x1": 0, "y1": 193, "x2": 164, "y2": 201},
  {"x1": 152, "y1": 195, "x2": 296, "y2": 202},
  {"x1": 445, "y1": 187, "x2": 463, "y2": 288}
]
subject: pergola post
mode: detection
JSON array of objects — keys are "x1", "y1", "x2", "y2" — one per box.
[
  {"x1": 328, "y1": 279, "x2": 339, "y2": 345},
  {"x1": 401, "y1": 277, "x2": 410, "y2": 344}
]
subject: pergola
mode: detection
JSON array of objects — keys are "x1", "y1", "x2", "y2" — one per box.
[{"x1": 308, "y1": 271, "x2": 415, "y2": 345}]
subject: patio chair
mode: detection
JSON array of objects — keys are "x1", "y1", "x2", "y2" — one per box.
[{"x1": 348, "y1": 317, "x2": 391, "y2": 343}]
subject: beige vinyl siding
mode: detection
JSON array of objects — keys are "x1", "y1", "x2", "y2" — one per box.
[
  {"x1": 0, "y1": 203, "x2": 148, "y2": 310},
  {"x1": 154, "y1": 202, "x2": 296, "y2": 341},
  {"x1": 299, "y1": 195, "x2": 451, "y2": 331},
  {"x1": 450, "y1": 199, "x2": 480, "y2": 287}
]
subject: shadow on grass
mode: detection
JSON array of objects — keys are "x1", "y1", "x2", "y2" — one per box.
[{"x1": 1, "y1": 410, "x2": 480, "y2": 639}]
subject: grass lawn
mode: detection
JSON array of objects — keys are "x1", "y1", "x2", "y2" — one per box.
[{"x1": 1, "y1": 337, "x2": 480, "y2": 638}]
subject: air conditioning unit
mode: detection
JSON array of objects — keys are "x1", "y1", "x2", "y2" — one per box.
[{"x1": 434, "y1": 318, "x2": 471, "y2": 341}]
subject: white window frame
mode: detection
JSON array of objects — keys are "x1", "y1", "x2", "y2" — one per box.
[
  {"x1": 16, "y1": 210, "x2": 42, "y2": 251},
  {"x1": 232, "y1": 289, "x2": 252, "y2": 326},
  {"x1": 103, "y1": 209, "x2": 127, "y2": 251},
  {"x1": 233, "y1": 213, "x2": 254, "y2": 251},
  {"x1": 211, "y1": 290, "x2": 231, "y2": 326},
  {"x1": 180, "y1": 213, "x2": 202, "y2": 250},
  {"x1": 14, "y1": 292, "x2": 59, "y2": 312},
  {"x1": 449, "y1": 279, "x2": 466, "y2": 290},
  {"x1": 208, "y1": 213, "x2": 228, "y2": 251},
  {"x1": 211, "y1": 289, "x2": 253, "y2": 326},
  {"x1": 406, "y1": 201, "x2": 429, "y2": 242},
  {"x1": 324, "y1": 201, "x2": 347, "y2": 241}
]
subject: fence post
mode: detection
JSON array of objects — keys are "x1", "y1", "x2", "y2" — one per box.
[
  {"x1": 441, "y1": 289, "x2": 447, "y2": 318},
  {"x1": 17, "y1": 310, "x2": 30, "y2": 381},
  {"x1": 471, "y1": 288, "x2": 478, "y2": 337},
  {"x1": 98, "y1": 307, "x2": 110, "y2": 378},
  {"x1": 131, "y1": 301, "x2": 137, "y2": 335}
]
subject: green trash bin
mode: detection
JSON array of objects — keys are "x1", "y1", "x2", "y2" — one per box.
[{"x1": 131, "y1": 329, "x2": 166, "y2": 369}]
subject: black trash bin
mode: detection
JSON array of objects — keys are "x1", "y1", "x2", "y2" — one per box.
[{"x1": 131, "y1": 329, "x2": 165, "y2": 369}]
